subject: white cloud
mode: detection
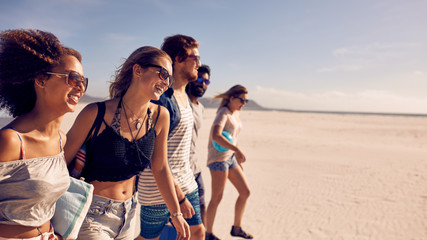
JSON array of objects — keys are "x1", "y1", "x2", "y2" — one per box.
[
  {"x1": 253, "y1": 86, "x2": 427, "y2": 114},
  {"x1": 332, "y1": 48, "x2": 350, "y2": 57},
  {"x1": 317, "y1": 64, "x2": 363, "y2": 72},
  {"x1": 319, "y1": 42, "x2": 418, "y2": 73}
]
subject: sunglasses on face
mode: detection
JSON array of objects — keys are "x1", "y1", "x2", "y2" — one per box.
[
  {"x1": 46, "y1": 71, "x2": 88, "y2": 92},
  {"x1": 141, "y1": 64, "x2": 173, "y2": 87},
  {"x1": 187, "y1": 55, "x2": 201, "y2": 63},
  {"x1": 196, "y1": 77, "x2": 210, "y2": 85},
  {"x1": 235, "y1": 96, "x2": 249, "y2": 104}
]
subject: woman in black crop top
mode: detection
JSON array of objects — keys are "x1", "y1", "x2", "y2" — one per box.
[{"x1": 65, "y1": 46, "x2": 190, "y2": 239}]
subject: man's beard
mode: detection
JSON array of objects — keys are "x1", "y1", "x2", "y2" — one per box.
[
  {"x1": 189, "y1": 84, "x2": 206, "y2": 98},
  {"x1": 186, "y1": 71, "x2": 198, "y2": 83}
]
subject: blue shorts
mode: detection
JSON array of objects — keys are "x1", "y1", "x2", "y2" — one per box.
[
  {"x1": 139, "y1": 189, "x2": 202, "y2": 239},
  {"x1": 208, "y1": 154, "x2": 238, "y2": 171},
  {"x1": 194, "y1": 172, "x2": 205, "y2": 206}
]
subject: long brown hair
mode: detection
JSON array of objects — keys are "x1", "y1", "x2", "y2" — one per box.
[
  {"x1": 213, "y1": 85, "x2": 248, "y2": 112},
  {"x1": 109, "y1": 46, "x2": 171, "y2": 99}
]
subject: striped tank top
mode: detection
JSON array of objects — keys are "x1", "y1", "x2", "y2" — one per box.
[{"x1": 138, "y1": 103, "x2": 197, "y2": 205}]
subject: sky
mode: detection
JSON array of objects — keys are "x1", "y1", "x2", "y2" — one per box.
[{"x1": 1, "y1": 0, "x2": 426, "y2": 114}]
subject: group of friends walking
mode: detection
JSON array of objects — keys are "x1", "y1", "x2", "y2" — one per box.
[{"x1": 0, "y1": 29, "x2": 252, "y2": 240}]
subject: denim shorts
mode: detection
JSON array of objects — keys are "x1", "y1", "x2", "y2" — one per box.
[
  {"x1": 77, "y1": 194, "x2": 138, "y2": 240},
  {"x1": 139, "y1": 189, "x2": 202, "y2": 239},
  {"x1": 208, "y1": 154, "x2": 238, "y2": 171},
  {"x1": 194, "y1": 172, "x2": 205, "y2": 206}
]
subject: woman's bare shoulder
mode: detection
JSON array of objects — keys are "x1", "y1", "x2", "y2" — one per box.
[
  {"x1": 0, "y1": 128, "x2": 23, "y2": 162},
  {"x1": 150, "y1": 103, "x2": 169, "y2": 119}
]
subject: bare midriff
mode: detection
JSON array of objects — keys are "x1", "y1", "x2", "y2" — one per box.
[
  {"x1": 91, "y1": 176, "x2": 136, "y2": 201},
  {"x1": 0, "y1": 221, "x2": 51, "y2": 238}
]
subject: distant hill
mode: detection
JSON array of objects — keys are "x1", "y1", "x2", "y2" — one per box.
[
  {"x1": 81, "y1": 94, "x2": 267, "y2": 111},
  {"x1": 80, "y1": 94, "x2": 107, "y2": 103},
  {"x1": 199, "y1": 97, "x2": 267, "y2": 111}
]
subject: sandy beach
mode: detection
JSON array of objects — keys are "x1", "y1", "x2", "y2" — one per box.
[
  {"x1": 194, "y1": 108, "x2": 427, "y2": 239},
  {"x1": 3, "y1": 103, "x2": 426, "y2": 239}
]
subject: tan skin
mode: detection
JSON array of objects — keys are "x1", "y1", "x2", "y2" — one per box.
[
  {"x1": 206, "y1": 94, "x2": 251, "y2": 235},
  {"x1": 65, "y1": 57, "x2": 190, "y2": 240},
  {"x1": 0, "y1": 55, "x2": 85, "y2": 238},
  {"x1": 138, "y1": 48, "x2": 205, "y2": 240}
]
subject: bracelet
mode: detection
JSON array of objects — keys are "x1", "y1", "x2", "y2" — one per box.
[
  {"x1": 171, "y1": 212, "x2": 183, "y2": 218},
  {"x1": 179, "y1": 196, "x2": 187, "y2": 204}
]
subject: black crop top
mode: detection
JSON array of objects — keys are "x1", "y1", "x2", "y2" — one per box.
[{"x1": 82, "y1": 101, "x2": 160, "y2": 183}]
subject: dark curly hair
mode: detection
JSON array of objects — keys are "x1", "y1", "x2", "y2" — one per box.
[
  {"x1": 109, "y1": 46, "x2": 172, "y2": 99},
  {"x1": 0, "y1": 29, "x2": 82, "y2": 117},
  {"x1": 198, "y1": 64, "x2": 211, "y2": 77},
  {"x1": 161, "y1": 34, "x2": 199, "y2": 64}
]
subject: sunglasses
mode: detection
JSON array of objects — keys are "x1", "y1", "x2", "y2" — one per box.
[
  {"x1": 46, "y1": 71, "x2": 88, "y2": 92},
  {"x1": 187, "y1": 55, "x2": 201, "y2": 63},
  {"x1": 235, "y1": 97, "x2": 249, "y2": 104},
  {"x1": 196, "y1": 77, "x2": 210, "y2": 85},
  {"x1": 141, "y1": 64, "x2": 173, "y2": 87}
]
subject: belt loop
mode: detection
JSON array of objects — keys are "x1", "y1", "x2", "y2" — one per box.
[
  {"x1": 105, "y1": 200, "x2": 113, "y2": 214},
  {"x1": 125, "y1": 196, "x2": 131, "y2": 211},
  {"x1": 122, "y1": 199, "x2": 126, "y2": 212},
  {"x1": 124, "y1": 194, "x2": 135, "y2": 212},
  {"x1": 131, "y1": 193, "x2": 137, "y2": 208}
]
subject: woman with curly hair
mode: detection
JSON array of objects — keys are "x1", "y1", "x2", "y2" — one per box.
[
  {"x1": 65, "y1": 46, "x2": 190, "y2": 239},
  {"x1": 205, "y1": 85, "x2": 253, "y2": 240},
  {"x1": 0, "y1": 29, "x2": 87, "y2": 239}
]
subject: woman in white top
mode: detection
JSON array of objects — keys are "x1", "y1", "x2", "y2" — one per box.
[
  {"x1": 0, "y1": 29, "x2": 87, "y2": 239},
  {"x1": 205, "y1": 85, "x2": 253, "y2": 240}
]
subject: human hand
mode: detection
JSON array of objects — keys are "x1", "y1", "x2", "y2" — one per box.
[
  {"x1": 180, "y1": 198, "x2": 195, "y2": 219},
  {"x1": 235, "y1": 149, "x2": 246, "y2": 164},
  {"x1": 171, "y1": 214, "x2": 191, "y2": 240},
  {"x1": 51, "y1": 234, "x2": 61, "y2": 240}
]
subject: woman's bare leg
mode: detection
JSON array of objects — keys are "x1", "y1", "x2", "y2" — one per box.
[
  {"x1": 228, "y1": 165, "x2": 250, "y2": 227},
  {"x1": 205, "y1": 170, "x2": 228, "y2": 233}
]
